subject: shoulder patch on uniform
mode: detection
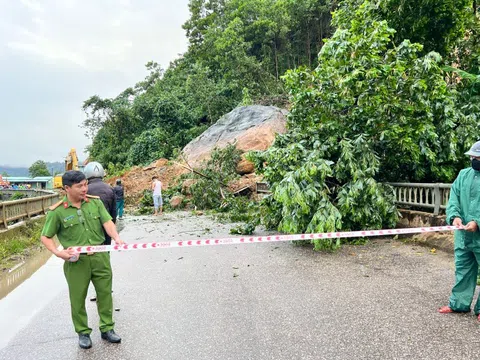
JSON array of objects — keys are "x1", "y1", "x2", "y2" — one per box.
[
  {"x1": 86, "y1": 194, "x2": 100, "y2": 199},
  {"x1": 49, "y1": 200, "x2": 63, "y2": 211}
]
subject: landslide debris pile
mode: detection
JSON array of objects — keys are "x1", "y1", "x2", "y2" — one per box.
[{"x1": 111, "y1": 105, "x2": 287, "y2": 205}]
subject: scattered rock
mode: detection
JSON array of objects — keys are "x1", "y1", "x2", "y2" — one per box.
[
  {"x1": 181, "y1": 179, "x2": 197, "y2": 195},
  {"x1": 169, "y1": 195, "x2": 184, "y2": 209},
  {"x1": 236, "y1": 156, "x2": 255, "y2": 175},
  {"x1": 107, "y1": 106, "x2": 287, "y2": 204},
  {"x1": 155, "y1": 159, "x2": 169, "y2": 168}
]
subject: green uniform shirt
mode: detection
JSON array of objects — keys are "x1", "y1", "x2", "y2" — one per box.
[
  {"x1": 446, "y1": 168, "x2": 480, "y2": 250},
  {"x1": 41, "y1": 196, "x2": 112, "y2": 249}
]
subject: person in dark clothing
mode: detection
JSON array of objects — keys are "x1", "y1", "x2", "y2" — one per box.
[
  {"x1": 83, "y1": 161, "x2": 117, "y2": 303},
  {"x1": 84, "y1": 162, "x2": 117, "y2": 245},
  {"x1": 113, "y1": 179, "x2": 125, "y2": 219}
]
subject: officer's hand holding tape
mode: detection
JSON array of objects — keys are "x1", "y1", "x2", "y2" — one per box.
[
  {"x1": 113, "y1": 237, "x2": 125, "y2": 245},
  {"x1": 55, "y1": 248, "x2": 79, "y2": 262}
]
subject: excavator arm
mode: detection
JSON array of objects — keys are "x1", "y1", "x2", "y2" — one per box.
[
  {"x1": 54, "y1": 148, "x2": 80, "y2": 188},
  {"x1": 65, "y1": 148, "x2": 79, "y2": 171}
]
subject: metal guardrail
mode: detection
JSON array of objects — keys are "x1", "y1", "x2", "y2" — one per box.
[
  {"x1": 387, "y1": 183, "x2": 451, "y2": 215},
  {"x1": 255, "y1": 182, "x2": 452, "y2": 215},
  {"x1": 0, "y1": 193, "x2": 61, "y2": 229},
  {"x1": 0, "y1": 189, "x2": 54, "y2": 199}
]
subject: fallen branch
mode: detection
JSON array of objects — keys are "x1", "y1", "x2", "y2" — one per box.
[
  {"x1": 174, "y1": 161, "x2": 229, "y2": 188},
  {"x1": 220, "y1": 187, "x2": 226, "y2": 200}
]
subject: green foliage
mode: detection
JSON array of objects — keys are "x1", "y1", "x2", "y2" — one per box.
[
  {"x1": 379, "y1": 0, "x2": 473, "y2": 57},
  {"x1": 230, "y1": 222, "x2": 255, "y2": 235},
  {"x1": 0, "y1": 219, "x2": 45, "y2": 263},
  {"x1": 127, "y1": 128, "x2": 173, "y2": 166},
  {"x1": 28, "y1": 160, "x2": 50, "y2": 177},
  {"x1": 105, "y1": 163, "x2": 130, "y2": 179},
  {"x1": 137, "y1": 190, "x2": 154, "y2": 215},
  {"x1": 190, "y1": 144, "x2": 242, "y2": 209},
  {"x1": 446, "y1": 11, "x2": 480, "y2": 168},
  {"x1": 337, "y1": 0, "x2": 473, "y2": 58},
  {"x1": 249, "y1": 0, "x2": 470, "y2": 250},
  {"x1": 214, "y1": 196, "x2": 260, "y2": 224},
  {"x1": 83, "y1": 0, "x2": 336, "y2": 169},
  {"x1": 10, "y1": 192, "x2": 27, "y2": 201},
  {"x1": 79, "y1": 0, "x2": 480, "y2": 254},
  {"x1": 140, "y1": 189, "x2": 154, "y2": 207},
  {"x1": 240, "y1": 88, "x2": 253, "y2": 106}
]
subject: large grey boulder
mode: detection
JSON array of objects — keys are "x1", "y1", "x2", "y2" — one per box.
[{"x1": 182, "y1": 105, "x2": 288, "y2": 168}]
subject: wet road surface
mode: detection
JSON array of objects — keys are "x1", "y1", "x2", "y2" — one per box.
[{"x1": 0, "y1": 212, "x2": 479, "y2": 360}]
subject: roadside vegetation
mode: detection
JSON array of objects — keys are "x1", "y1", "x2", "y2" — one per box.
[
  {"x1": 0, "y1": 219, "x2": 47, "y2": 270},
  {"x1": 86, "y1": 0, "x2": 480, "y2": 249}
]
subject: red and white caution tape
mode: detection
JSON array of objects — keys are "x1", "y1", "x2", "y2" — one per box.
[{"x1": 68, "y1": 225, "x2": 462, "y2": 254}]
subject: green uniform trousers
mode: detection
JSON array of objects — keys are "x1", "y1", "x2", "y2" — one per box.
[
  {"x1": 449, "y1": 247, "x2": 480, "y2": 314},
  {"x1": 63, "y1": 252, "x2": 114, "y2": 334}
]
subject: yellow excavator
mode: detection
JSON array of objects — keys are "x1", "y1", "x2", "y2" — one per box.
[{"x1": 53, "y1": 148, "x2": 81, "y2": 189}]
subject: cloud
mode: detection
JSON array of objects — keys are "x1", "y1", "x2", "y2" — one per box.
[
  {"x1": 20, "y1": 0, "x2": 45, "y2": 13},
  {"x1": 0, "y1": 0, "x2": 190, "y2": 166},
  {"x1": 3, "y1": 1, "x2": 189, "y2": 71}
]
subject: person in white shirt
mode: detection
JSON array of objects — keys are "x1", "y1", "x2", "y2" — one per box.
[{"x1": 151, "y1": 176, "x2": 163, "y2": 216}]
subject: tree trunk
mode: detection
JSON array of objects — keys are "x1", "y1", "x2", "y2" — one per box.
[
  {"x1": 274, "y1": 39, "x2": 279, "y2": 80},
  {"x1": 306, "y1": 26, "x2": 311, "y2": 67},
  {"x1": 319, "y1": 17, "x2": 323, "y2": 50}
]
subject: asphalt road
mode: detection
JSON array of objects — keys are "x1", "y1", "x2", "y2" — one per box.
[{"x1": 0, "y1": 212, "x2": 479, "y2": 360}]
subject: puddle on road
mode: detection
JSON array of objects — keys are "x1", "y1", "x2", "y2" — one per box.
[{"x1": 0, "y1": 248, "x2": 53, "y2": 301}]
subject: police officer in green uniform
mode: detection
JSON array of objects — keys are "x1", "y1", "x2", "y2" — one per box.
[
  {"x1": 40, "y1": 171, "x2": 124, "y2": 349},
  {"x1": 439, "y1": 140, "x2": 480, "y2": 320}
]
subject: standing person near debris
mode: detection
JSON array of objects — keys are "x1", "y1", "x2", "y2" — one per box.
[
  {"x1": 151, "y1": 175, "x2": 163, "y2": 216},
  {"x1": 40, "y1": 171, "x2": 124, "y2": 349},
  {"x1": 439, "y1": 140, "x2": 480, "y2": 320},
  {"x1": 84, "y1": 161, "x2": 117, "y2": 302},
  {"x1": 114, "y1": 179, "x2": 125, "y2": 219}
]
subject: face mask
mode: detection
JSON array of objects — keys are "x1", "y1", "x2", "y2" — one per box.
[{"x1": 472, "y1": 159, "x2": 480, "y2": 171}]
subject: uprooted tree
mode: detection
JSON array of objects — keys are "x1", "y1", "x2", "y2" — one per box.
[{"x1": 248, "y1": 0, "x2": 473, "y2": 250}]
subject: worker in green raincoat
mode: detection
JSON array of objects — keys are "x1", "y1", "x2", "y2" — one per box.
[
  {"x1": 439, "y1": 140, "x2": 480, "y2": 320},
  {"x1": 41, "y1": 171, "x2": 124, "y2": 349}
]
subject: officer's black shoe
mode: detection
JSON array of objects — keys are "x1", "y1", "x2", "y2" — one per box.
[
  {"x1": 79, "y1": 334, "x2": 92, "y2": 349},
  {"x1": 101, "y1": 330, "x2": 121, "y2": 343}
]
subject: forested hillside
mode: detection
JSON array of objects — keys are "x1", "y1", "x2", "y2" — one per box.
[
  {"x1": 246, "y1": 0, "x2": 480, "y2": 247},
  {"x1": 82, "y1": 0, "x2": 336, "y2": 169},
  {"x1": 84, "y1": 0, "x2": 480, "y2": 246}
]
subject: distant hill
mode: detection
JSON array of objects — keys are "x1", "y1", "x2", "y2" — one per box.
[
  {"x1": 0, "y1": 166, "x2": 29, "y2": 177},
  {"x1": 45, "y1": 162, "x2": 65, "y2": 175},
  {"x1": 0, "y1": 162, "x2": 65, "y2": 177}
]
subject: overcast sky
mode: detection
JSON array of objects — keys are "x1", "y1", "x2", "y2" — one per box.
[{"x1": 0, "y1": 0, "x2": 190, "y2": 166}]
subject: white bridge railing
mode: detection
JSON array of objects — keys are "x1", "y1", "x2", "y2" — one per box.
[
  {"x1": 0, "y1": 191, "x2": 61, "y2": 229},
  {"x1": 387, "y1": 183, "x2": 451, "y2": 215},
  {"x1": 256, "y1": 182, "x2": 452, "y2": 215}
]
